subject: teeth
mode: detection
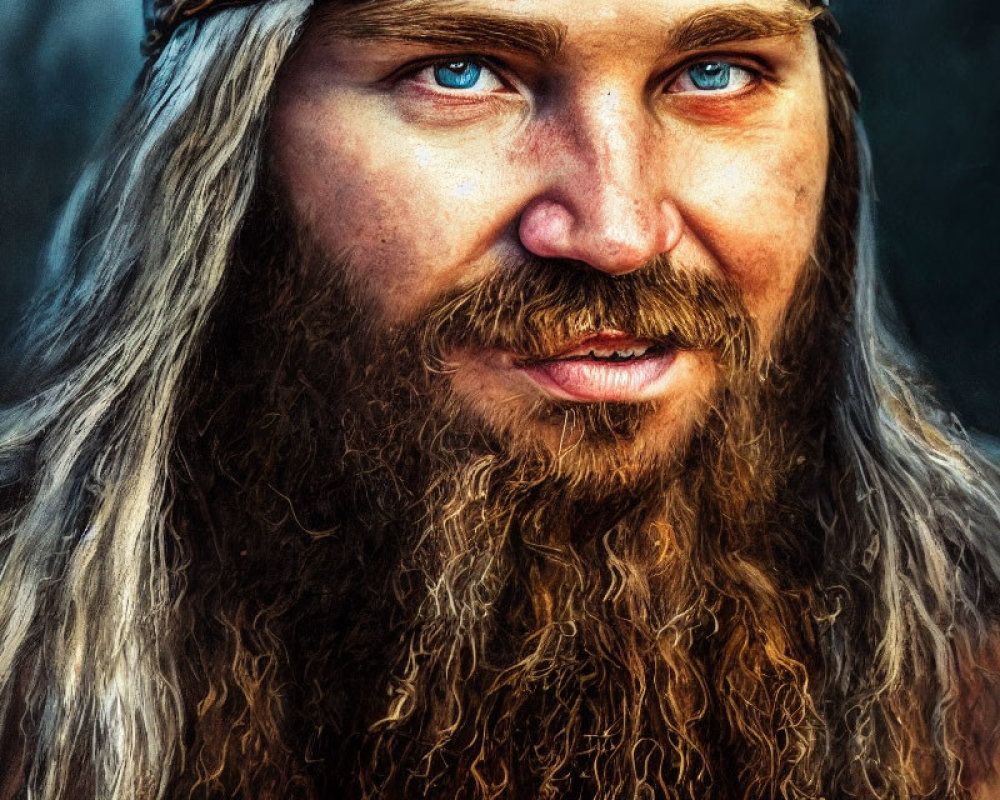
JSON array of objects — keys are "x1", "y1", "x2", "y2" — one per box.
[{"x1": 587, "y1": 346, "x2": 650, "y2": 360}]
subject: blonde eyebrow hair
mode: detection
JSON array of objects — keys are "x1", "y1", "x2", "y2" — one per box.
[{"x1": 313, "y1": 0, "x2": 819, "y2": 60}]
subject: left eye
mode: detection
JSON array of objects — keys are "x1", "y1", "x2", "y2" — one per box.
[
  {"x1": 669, "y1": 62, "x2": 758, "y2": 93},
  {"x1": 413, "y1": 59, "x2": 506, "y2": 92}
]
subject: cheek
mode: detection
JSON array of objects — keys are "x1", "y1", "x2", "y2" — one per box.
[
  {"x1": 670, "y1": 123, "x2": 828, "y2": 342},
  {"x1": 270, "y1": 99, "x2": 516, "y2": 322},
  {"x1": 272, "y1": 109, "x2": 430, "y2": 297}
]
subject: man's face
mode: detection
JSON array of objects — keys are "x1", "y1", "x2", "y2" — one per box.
[
  {"x1": 238, "y1": 4, "x2": 837, "y2": 790},
  {"x1": 269, "y1": 0, "x2": 829, "y2": 469}
]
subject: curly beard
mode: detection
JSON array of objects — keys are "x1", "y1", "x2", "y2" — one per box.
[{"x1": 170, "y1": 184, "x2": 843, "y2": 800}]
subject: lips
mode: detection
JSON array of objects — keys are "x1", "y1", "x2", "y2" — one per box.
[{"x1": 515, "y1": 332, "x2": 678, "y2": 403}]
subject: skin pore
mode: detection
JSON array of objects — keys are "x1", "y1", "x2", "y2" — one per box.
[{"x1": 270, "y1": 0, "x2": 830, "y2": 468}]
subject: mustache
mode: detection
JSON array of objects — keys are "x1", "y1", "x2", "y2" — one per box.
[{"x1": 415, "y1": 253, "x2": 756, "y2": 366}]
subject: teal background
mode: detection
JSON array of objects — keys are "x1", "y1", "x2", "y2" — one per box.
[{"x1": 1, "y1": 1, "x2": 998, "y2": 435}]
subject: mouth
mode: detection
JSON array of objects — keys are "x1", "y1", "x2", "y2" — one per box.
[{"x1": 514, "y1": 332, "x2": 679, "y2": 403}]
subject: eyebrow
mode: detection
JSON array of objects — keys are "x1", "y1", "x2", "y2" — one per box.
[
  {"x1": 667, "y1": 5, "x2": 822, "y2": 52},
  {"x1": 316, "y1": 1, "x2": 566, "y2": 61},
  {"x1": 314, "y1": 1, "x2": 818, "y2": 61}
]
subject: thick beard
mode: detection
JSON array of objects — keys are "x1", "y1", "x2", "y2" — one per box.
[
  {"x1": 172, "y1": 187, "x2": 841, "y2": 799},
  {"x1": 342, "y1": 290, "x2": 830, "y2": 800}
]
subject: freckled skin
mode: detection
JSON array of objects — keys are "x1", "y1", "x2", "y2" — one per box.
[{"x1": 269, "y1": 0, "x2": 830, "y2": 458}]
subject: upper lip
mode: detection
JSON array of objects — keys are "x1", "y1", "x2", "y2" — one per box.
[{"x1": 517, "y1": 331, "x2": 661, "y2": 364}]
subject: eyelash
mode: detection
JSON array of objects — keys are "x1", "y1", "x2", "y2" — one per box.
[
  {"x1": 665, "y1": 58, "x2": 765, "y2": 95},
  {"x1": 393, "y1": 55, "x2": 513, "y2": 92}
]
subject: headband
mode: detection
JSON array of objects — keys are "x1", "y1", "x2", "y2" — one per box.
[{"x1": 142, "y1": 0, "x2": 836, "y2": 58}]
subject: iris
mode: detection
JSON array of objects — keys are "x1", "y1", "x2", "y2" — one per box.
[
  {"x1": 688, "y1": 63, "x2": 732, "y2": 91},
  {"x1": 433, "y1": 61, "x2": 483, "y2": 90}
]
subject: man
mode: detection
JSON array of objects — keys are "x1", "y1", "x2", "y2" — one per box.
[{"x1": 1, "y1": 0, "x2": 999, "y2": 797}]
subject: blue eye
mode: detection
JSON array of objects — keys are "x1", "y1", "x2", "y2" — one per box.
[
  {"x1": 668, "y1": 61, "x2": 757, "y2": 95},
  {"x1": 412, "y1": 59, "x2": 506, "y2": 94},
  {"x1": 433, "y1": 61, "x2": 483, "y2": 90},
  {"x1": 688, "y1": 62, "x2": 732, "y2": 91}
]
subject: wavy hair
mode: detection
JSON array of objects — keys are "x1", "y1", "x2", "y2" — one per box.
[
  {"x1": 0, "y1": 6, "x2": 998, "y2": 800},
  {"x1": 0, "y1": 3, "x2": 310, "y2": 798}
]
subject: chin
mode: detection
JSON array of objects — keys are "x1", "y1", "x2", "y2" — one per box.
[{"x1": 445, "y1": 368, "x2": 720, "y2": 494}]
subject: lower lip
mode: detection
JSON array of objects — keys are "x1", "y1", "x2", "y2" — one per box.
[{"x1": 519, "y1": 352, "x2": 678, "y2": 403}]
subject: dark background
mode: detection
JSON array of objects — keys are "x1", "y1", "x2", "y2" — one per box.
[{"x1": 1, "y1": 1, "x2": 998, "y2": 437}]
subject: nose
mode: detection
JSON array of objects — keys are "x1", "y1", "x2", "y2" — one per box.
[{"x1": 518, "y1": 94, "x2": 683, "y2": 275}]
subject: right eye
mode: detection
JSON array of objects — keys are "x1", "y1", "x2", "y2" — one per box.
[{"x1": 411, "y1": 59, "x2": 507, "y2": 93}]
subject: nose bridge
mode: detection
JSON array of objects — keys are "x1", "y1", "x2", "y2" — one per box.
[
  {"x1": 519, "y1": 82, "x2": 680, "y2": 274},
  {"x1": 573, "y1": 88, "x2": 649, "y2": 214}
]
